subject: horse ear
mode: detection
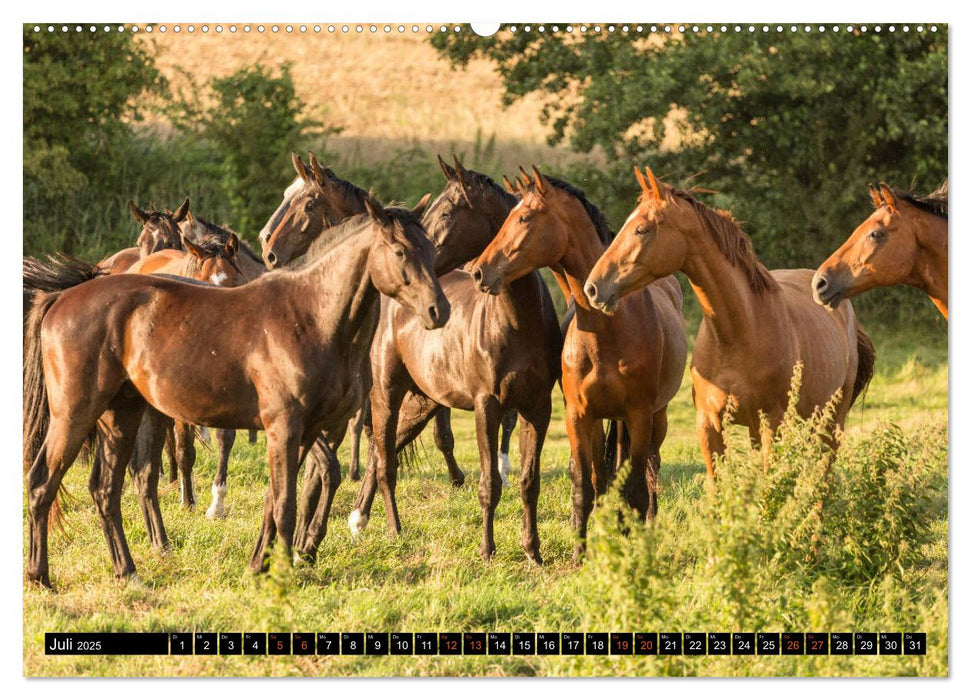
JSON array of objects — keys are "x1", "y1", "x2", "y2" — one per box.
[
  {"x1": 364, "y1": 194, "x2": 393, "y2": 231},
  {"x1": 412, "y1": 193, "x2": 432, "y2": 218},
  {"x1": 308, "y1": 152, "x2": 329, "y2": 189},
  {"x1": 867, "y1": 183, "x2": 883, "y2": 209},
  {"x1": 502, "y1": 175, "x2": 516, "y2": 194},
  {"x1": 453, "y1": 157, "x2": 473, "y2": 206},
  {"x1": 634, "y1": 167, "x2": 651, "y2": 197},
  {"x1": 644, "y1": 168, "x2": 662, "y2": 200},
  {"x1": 292, "y1": 152, "x2": 311, "y2": 182},
  {"x1": 531, "y1": 165, "x2": 546, "y2": 195},
  {"x1": 878, "y1": 183, "x2": 898, "y2": 214},
  {"x1": 518, "y1": 166, "x2": 531, "y2": 188},
  {"x1": 438, "y1": 154, "x2": 455, "y2": 181},
  {"x1": 129, "y1": 200, "x2": 149, "y2": 225},
  {"x1": 183, "y1": 235, "x2": 205, "y2": 259},
  {"x1": 172, "y1": 197, "x2": 190, "y2": 223},
  {"x1": 224, "y1": 233, "x2": 239, "y2": 257}
]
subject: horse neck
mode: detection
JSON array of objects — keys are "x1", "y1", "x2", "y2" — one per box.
[
  {"x1": 299, "y1": 227, "x2": 381, "y2": 350},
  {"x1": 238, "y1": 251, "x2": 267, "y2": 282},
  {"x1": 549, "y1": 209, "x2": 609, "y2": 315},
  {"x1": 912, "y1": 213, "x2": 948, "y2": 316},
  {"x1": 676, "y1": 217, "x2": 779, "y2": 346}
]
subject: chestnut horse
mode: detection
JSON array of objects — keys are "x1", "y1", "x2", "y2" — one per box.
[
  {"x1": 585, "y1": 167, "x2": 876, "y2": 478},
  {"x1": 471, "y1": 168, "x2": 687, "y2": 561},
  {"x1": 345, "y1": 157, "x2": 562, "y2": 563},
  {"x1": 23, "y1": 197, "x2": 448, "y2": 586},
  {"x1": 813, "y1": 181, "x2": 948, "y2": 319}
]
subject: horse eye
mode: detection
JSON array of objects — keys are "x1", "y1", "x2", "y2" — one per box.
[
  {"x1": 441, "y1": 211, "x2": 450, "y2": 220},
  {"x1": 306, "y1": 201, "x2": 315, "y2": 211},
  {"x1": 867, "y1": 229, "x2": 886, "y2": 242},
  {"x1": 519, "y1": 214, "x2": 529, "y2": 223},
  {"x1": 395, "y1": 248, "x2": 405, "y2": 259}
]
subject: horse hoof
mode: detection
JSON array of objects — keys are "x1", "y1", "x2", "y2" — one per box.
[
  {"x1": 26, "y1": 571, "x2": 53, "y2": 589},
  {"x1": 293, "y1": 551, "x2": 316, "y2": 567},
  {"x1": 348, "y1": 509, "x2": 369, "y2": 535},
  {"x1": 479, "y1": 546, "x2": 496, "y2": 562},
  {"x1": 450, "y1": 472, "x2": 466, "y2": 488},
  {"x1": 349, "y1": 473, "x2": 361, "y2": 482},
  {"x1": 205, "y1": 505, "x2": 226, "y2": 520}
]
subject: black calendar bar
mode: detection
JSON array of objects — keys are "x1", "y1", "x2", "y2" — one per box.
[{"x1": 42, "y1": 631, "x2": 928, "y2": 656}]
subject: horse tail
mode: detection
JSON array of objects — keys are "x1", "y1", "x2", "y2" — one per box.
[
  {"x1": 602, "y1": 420, "x2": 629, "y2": 477},
  {"x1": 23, "y1": 291, "x2": 69, "y2": 529},
  {"x1": 23, "y1": 253, "x2": 102, "y2": 318},
  {"x1": 850, "y1": 326, "x2": 876, "y2": 407}
]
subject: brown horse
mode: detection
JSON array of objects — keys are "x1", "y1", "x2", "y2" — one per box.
[
  {"x1": 585, "y1": 167, "x2": 876, "y2": 478},
  {"x1": 471, "y1": 168, "x2": 687, "y2": 560},
  {"x1": 813, "y1": 181, "x2": 948, "y2": 319},
  {"x1": 259, "y1": 152, "x2": 476, "y2": 488},
  {"x1": 345, "y1": 157, "x2": 562, "y2": 563},
  {"x1": 130, "y1": 198, "x2": 190, "y2": 258},
  {"x1": 23, "y1": 197, "x2": 448, "y2": 586}
]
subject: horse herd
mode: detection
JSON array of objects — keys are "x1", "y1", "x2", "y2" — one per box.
[{"x1": 22, "y1": 153, "x2": 948, "y2": 588}]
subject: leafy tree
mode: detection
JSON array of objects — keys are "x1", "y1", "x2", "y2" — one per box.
[
  {"x1": 432, "y1": 27, "x2": 947, "y2": 272},
  {"x1": 172, "y1": 63, "x2": 329, "y2": 235},
  {"x1": 23, "y1": 25, "x2": 165, "y2": 252}
]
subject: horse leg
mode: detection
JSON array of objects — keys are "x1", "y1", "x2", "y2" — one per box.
[
  {"x1": 26, "y1": 417, "x2": 93, "y2": 587},
  {"x1": 347, "y1": 400, "x2": 368, "y2": 482},
  {"x1": 517, "y1": 399, "x2": 550, "y2": 565},
  {"x1": 433, "y1": 408, "x2": 466, "y2": 487},
  {"x1": 349, "y1": 390, "x2": 436, "y2": 535},
  {"x1": 173, "y1": 421, "x2": 196, "y2": 509},
  {"x1": 248, "y1": 429, "x2": 258, "y2": 444},
  {"x1": 697, "y1": 411, "x2": 725, "y2": 481},
  {"x1": 127, "y1": 408, "x2": 169, "y2": 550},
  {"x1": 498, "y1": 410, "x2": 518, "y2": 487},
  {"x1": 206, "y1": 429, "x2": 235, "y2": 519},
  {"x1": 648, "y1": 407, "x2": 669, "y2": 519},
  {"x1": 296, "y1": 433, "x2": 344, "y2": 564},
  {"x1": 90, "y1": 395, "x2": 147, "y2": 580},
  {"x1": 624, "y1": 411, "x2": 655, "y2": 522},
  {"x1": 250, "y1": 423, "x2": 300, "y2": 572},
  {"x1": 565, "y1": 408, "x2": 596, "y2": 563},
  {"x1": 473, "y1": 394, "x2": 504, "y2": 561},
  {"x1": 164, "y1": 426, "x2": 178, "y2": 483}
]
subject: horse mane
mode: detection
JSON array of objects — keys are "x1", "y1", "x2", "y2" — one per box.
[
  {"x1": 192, "y1": 216, "x2": 263, "y2": 264},
  {"x1": 303, "y1": 207, "x2": 424, "y2": 264},
  {"x1": 457, "y1": 169, "x2": 518, "y2": 210},
  {"x1": 181, "y1": 238, "x2": 238, "y2": 279},
  {"x1": 891, "y1": 180, "x2": 948, "y2": 220},
  {"x1": 667, "y1": 189, "x2": 778, "y2": 295},
  {"x1": 544, "y1": 176, "x2": 615, "y2": 245},
  {"x1": 321, "y1": 167, "x2": 370, "y2": 212}
]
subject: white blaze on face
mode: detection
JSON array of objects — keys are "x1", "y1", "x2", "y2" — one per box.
[
  {"x1": 210, "y1": 270, "x2": 229, "y2": 286},
  {"x1": 622, "y1": 208, "x2": 641, "y2": 232},
  {"x1": 260, "y1": 176, "x2": 305, "y2": 243}
]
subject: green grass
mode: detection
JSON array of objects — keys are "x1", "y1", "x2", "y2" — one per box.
[{"x1": 23, "y1": 326, "x2": 947, "y2": 677}]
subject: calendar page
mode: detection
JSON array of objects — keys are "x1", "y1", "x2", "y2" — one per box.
[{"x1": 22, "y1": 17, "x2": 948, "y2": 679}]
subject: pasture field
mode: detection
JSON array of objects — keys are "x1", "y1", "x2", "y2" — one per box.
[{"x1": 22, "y1": 321, "x2": 948, "y2": 677}]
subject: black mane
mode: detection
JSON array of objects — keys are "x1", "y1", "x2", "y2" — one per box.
[
  {"x1": 545, "y1": 176, "x2": 615, "y2": 244},
  {"x1": 892, "y1": 180, "x2": 948, "y2": 220}
]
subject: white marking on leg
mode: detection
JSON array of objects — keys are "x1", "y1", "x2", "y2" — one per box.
[
  {"x1": 198, "y1": 427, "x2": 211, "y2": 443},
  {"x1": 206, "y1": 483, "x2": 228, "y2": 519},
  {"x1": 499, "y1": 452, "x2": 512, "y2": 487},
  {"x1": 348, "y1": 508, "x2": 369, "y2": 535}
]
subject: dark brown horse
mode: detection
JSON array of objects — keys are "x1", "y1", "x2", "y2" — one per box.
[
  {"x1": 345, "y1": 157, "x2": 562, "y2": 563},
  {"x1": 585, "y1": 167, "x2": 875, "y2": 477},
  {"x1": 813, "y1": 181, "x2": 948, "y2": 319},
  {"x1": 24, "y1": 197, "x2": 448, "y2": 586},
  {"x1": 130, "y1": 198, "x2": 190, "y2": 258},
  {"x1": 471, "y1": 168, "x2": 688, "y2": 561},
  {"x1": 260, "y1": 152, "x2": 482, "y2": 487}
]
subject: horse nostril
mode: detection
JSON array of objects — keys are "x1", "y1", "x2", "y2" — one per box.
[
  {"x1": 472, "y1": 267, "x2": 483, "y2": 284},
  {"x1": 584, "y1": 282, "x2": 598, "y2": 301},
  {"x1": 428, "y1": 305, "x2": 439, "y2": 322},
  {"x1": 815, "y1": 275, "x2": 828, "y2": 292},
  {"x1": 266, "y1": 252, "x2": 277, "y2": 266}
]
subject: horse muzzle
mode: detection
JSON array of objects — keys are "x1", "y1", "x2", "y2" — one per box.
[
  {"x1": 584, "y1": 279, "x2": 619, "y2": 315},
  {"x1": 811, "y1": 270, "x2": 844, "y2": 309}
]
